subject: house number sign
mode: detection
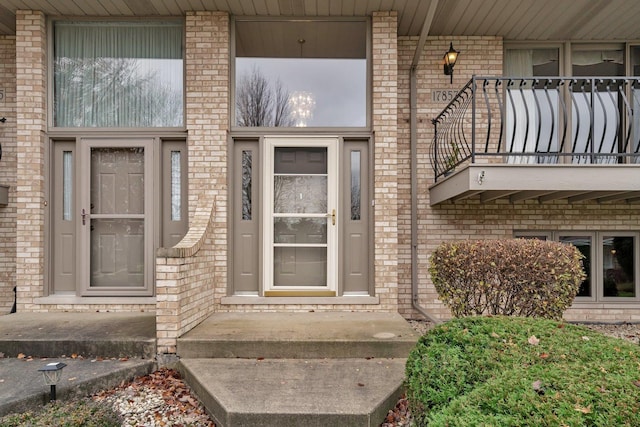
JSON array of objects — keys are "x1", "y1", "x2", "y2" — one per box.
[
  {"x1": 0, "y1": 89, "x2": 4, "y2": 104},
  {"x1": 431, "y1": 89, "x2": 457, "y2": 103}
]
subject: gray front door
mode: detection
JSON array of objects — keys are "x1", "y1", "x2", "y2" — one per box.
[{"x1": 79, "y1": 139, "x2": 154, "y2": 296}]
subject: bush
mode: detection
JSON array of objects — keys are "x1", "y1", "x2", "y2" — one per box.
[
  {"x1": 405, "y1": 316, "x2": 640, "y2": 426},
  {"x1": 429, "y1": 239, "x2": 585, "y2": 320},
  {"x1": 0, "y1": 399, "x2": 121, "y2": 427}
]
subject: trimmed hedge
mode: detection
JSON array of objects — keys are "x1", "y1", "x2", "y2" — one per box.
[
  {"x1": 405, "y1": 316, "x2": 640, "y2": 426},
  {"x1": 429, "y1": 239, "x2": 585, "y2": 320}
]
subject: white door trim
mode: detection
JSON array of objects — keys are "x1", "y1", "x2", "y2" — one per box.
[{"x1": 263, "y1": 136, "x2": 339, "y2": 294}]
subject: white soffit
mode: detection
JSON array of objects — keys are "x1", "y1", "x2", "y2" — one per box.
[{"x1": 0, "y1": 0, "x2": 640, "y2": 41}]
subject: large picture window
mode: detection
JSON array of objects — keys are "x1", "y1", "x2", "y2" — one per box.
[
  {"x1": 515, "y1": 231, "x2": 639, "y2": 301},
  {"x1": 53, "y1": 21, "x2": 184, "y2": 128},
  {"x1": 234, "y1": 19, "x2": 368, "y2": 128}
]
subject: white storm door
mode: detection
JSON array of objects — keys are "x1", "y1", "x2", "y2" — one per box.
[
  {"x1": 264, "y1": 137, "x2": 339, "y2": 295},
  {"x1": 78, "y1": 139, "x2": 155, "y2": 296}
]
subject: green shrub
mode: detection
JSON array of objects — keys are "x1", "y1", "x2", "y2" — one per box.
[
  {"x1": 429, "y1": 239, "x2": 585, "y2": 320},
  {"x1": 405, "y1": 316, "x2": 640, "y2": 427},
  {"x1": 0, "y1": 399, "x2": 121, "y2": 427}
]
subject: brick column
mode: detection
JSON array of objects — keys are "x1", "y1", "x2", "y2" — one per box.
[
  {"x1": 0, "y1": 35, "x2": 17, "y2": 313},
  {"x1": 15, "y1": 11, "x2": 47, "y2": 310},
  {"x1": 372, "y1": 11, "x2": 399, "y2": 311},
  {"x1": 156, "y1": 11, "x2": 229, "y2": 355},
  {"x1": 184, "y1": 10, "x2": 229, "y2": 304}
]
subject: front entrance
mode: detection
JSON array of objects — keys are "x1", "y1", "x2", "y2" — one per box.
[
  {"x1": 230, "y1": 136, "x2": 371, "y2": 297},
  {"x1": 264, "y1": 137, "x2": 338, "y2": 296},
  {"x1": 51, "y1": 138, "x2": 155, "y2": 296}
]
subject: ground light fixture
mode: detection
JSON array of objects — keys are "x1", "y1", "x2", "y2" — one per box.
[
  {"x1": 443, "y1": 42, "x2": 460, "y2": 84},
  {"x1": 38, "y1": 361, "x2": 67, "y2": 402}
]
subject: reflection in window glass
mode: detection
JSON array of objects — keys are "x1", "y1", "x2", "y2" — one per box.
[
  {"x1": 559, "y1": 236, "x2": 592, "y2": 297},
  {"x1": 571, "y1": 46, "x2": 624, "y2": 164},
  {"x1": 170, "y1": 151, "x2": 181, "y2": 221},
  {"x1": 242, "y1": 150, "x2": 252, "y2": 220},
  {"x1": 602, "y1": 236, "x2": 635, "y2": 297},
  {"x1": 235, "y1": 20, "x2": 367, "y2": 127},
  {"x1": 505, "y1": 48, "x2": 559, "y2": 76},
  {"x1": 351, "y1": 151, "x2": 361, "y2": 220},
  {"x1": 54, "y1": 21, "x2": 183, "y2": 127},
  {"x1": 572, "y1": 47, "x2": 624, "y2": 77},
  {"x1": 504, "y1": 48, "x2": 560, "y2": 164},
  {"x1": 63, "y1": 151, "x2": 73, "y2": 221},
  {"x1": 631, "y1": 46, "x2": 640, "y2": 163}
]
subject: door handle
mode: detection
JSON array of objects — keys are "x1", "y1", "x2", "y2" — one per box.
[
  {"x1": 81, "y1": 208, "x2": 88, "y2": 225},
  {"x1": 327, "y1": 209, "x2": 336, "y2": 226}
]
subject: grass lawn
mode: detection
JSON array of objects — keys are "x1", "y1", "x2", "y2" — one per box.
[{"x1": 406, "y1": 316, "x2": 640, "y2": 426}]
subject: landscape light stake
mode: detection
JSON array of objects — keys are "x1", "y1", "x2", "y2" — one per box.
[{"x1": 38, "y1": 362, "x2": 67, "y2": 402}]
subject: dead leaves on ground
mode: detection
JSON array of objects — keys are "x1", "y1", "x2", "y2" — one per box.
[{"x1": 93, "y1": 368, "x2": 202, "y2": 410}]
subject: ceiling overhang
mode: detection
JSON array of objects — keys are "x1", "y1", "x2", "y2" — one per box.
[
  {"x1": 429, "y1": 165, "x2": 640, "y2": 206},
  {"x1": 1, "y1": 1, "x2": 640, "y2": 41}
]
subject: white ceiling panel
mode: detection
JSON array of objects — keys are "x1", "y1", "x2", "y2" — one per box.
[{"x1": 0, "y1": 0, "x2": 639, "y2": 42}]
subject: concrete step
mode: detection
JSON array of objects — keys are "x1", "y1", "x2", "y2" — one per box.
[
  {"x1": 179, "y1": 357, "x2": 406, "y2": 427},
  {"x1": 0, "y1": 312, "x2": 156, "y2": 359},
  {"x1": 177, "y1": 312, "x2": 419, "y2": 359}
]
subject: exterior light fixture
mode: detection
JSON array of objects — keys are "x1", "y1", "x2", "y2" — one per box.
[
  {"x1": 443, "y1": 42, "x2": 460, "y2": 84},
  {"x1": 38, "y1": 362, "x2": 67, "y2": 402}
]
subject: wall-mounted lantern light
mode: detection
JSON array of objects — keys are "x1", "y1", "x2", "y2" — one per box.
[
  {"x1": 443, "y1": 43, "x2": 460, "y2": 84},
  {"x1": 38, "y1": 362, "x2": 67, "y2": 402}
]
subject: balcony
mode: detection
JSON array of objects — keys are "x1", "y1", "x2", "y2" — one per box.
[{"x1": 429, "y1": 76, "x2": 640, "y2": 205}]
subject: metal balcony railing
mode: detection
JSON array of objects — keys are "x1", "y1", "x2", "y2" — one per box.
[{"x1": 431, "y1": 76, "x2": 640, "y2": 181}]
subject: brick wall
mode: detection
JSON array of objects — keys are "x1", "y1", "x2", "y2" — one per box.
[
  {"x1": 15, "y1": 11, "x2": 46, "y2": 311},
  {"x1": 0, "y1": 35, "x2": 16, "y2": 314},
  {"x1": 397, "y1": 36, "x2": 640, "y2": 323}
]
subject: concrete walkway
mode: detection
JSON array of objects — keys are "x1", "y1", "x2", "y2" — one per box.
[
  {"x1": 0, "y1": 311, "x2": 420, "y2": 426},
  {"x1": 0, "y1": 312, "x2": 157, "y2": 417}
]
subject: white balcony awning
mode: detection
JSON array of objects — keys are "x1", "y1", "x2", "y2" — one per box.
[{"x1": 429, "y1": 164, "x2": 640, "y2": 205}]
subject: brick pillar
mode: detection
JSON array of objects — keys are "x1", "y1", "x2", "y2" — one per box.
[
  {"x1": 184, "y1": 10, "x2": 229, "y2": 302},
  {"x1": 372, "y1": 11, "x2": 399, "y2": 311},
  {"x1": 0, "y1": 35, "x2": 17, "y2": 313},
  {"x1": 156, "y1": 11, "x2": 229, "y2": 354},
  {"x1": 15, "y1": 11, "x2": 47, "y2": 310}
]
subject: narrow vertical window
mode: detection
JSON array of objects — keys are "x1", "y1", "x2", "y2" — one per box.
[
  {"x1": 350, "y1": 151, "x2": 361, "y2": 220},
  {"x1": 62, "y1": 151, "x2": 73, "y2": 221},
  {"x1": 602, "y1": 236, "x2": 635, "y2": 298},
  {"x1": 170, "y1": 151, "x2": 181, "y2": 221},
  {"x1": 242, "y1": 150, "x2": 252, "y2": 220}
]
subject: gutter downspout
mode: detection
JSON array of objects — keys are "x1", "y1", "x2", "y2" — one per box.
[{"x1": 410, "y1": 0, "x2": 441, "y2": 324}]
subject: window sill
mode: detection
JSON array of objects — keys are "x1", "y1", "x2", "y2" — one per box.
[
  {"x1": 570, "y1": 301, "x2": 640, "y2": 309},
  {"x1": 221, "y1": 295, "x2": 379, "y2": 305}
]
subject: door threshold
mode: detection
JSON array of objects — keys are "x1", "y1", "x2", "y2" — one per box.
[
  {"x1": 221, "y1": 295, "x2": 379, "y2": 305},
  {"x1": 264, "y1": 290, "x2": 336, "y2": 297}
]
